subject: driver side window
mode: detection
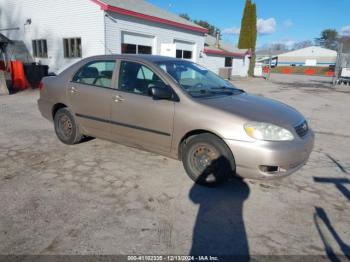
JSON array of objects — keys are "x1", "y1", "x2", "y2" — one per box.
[{"x1": 118, "y1": 61, "x2": 167, "y2": 96}]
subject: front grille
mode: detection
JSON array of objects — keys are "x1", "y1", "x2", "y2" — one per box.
[{"x1": 295, "y1": 120, "x2": 309, "y2": 138}]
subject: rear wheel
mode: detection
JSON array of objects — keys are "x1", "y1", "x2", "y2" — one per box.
[
  {"x1": 54, "y1": 108, "x2": 83, "y2": 145},
  {"x1": 182, "y1": 133, "x2": 235, "y2": 186}
]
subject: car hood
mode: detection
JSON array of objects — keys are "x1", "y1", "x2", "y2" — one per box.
[{"x1": 199, "y1": 93, "x2": 304, "y2": 128}]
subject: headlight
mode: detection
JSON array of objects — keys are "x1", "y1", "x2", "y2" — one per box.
[{"x1": 244, "y1": 122, "x2": 294, "y2": 141}]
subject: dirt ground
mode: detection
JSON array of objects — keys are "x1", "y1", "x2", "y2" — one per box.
[{"x1": 0, "y1": 73, "x2": 349, "y2": 258}]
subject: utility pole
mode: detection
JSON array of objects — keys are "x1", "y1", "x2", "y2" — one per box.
[
  {"x1": 333, "y1": 42, "x2": 343, "y2": 86},
  {"x1": 267, "y1": 49, "x2": 272, "y2": 80}
]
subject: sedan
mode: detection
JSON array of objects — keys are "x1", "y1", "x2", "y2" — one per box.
[{"x1": 38, "y1": 55, "x2": 314, "y2": 186}]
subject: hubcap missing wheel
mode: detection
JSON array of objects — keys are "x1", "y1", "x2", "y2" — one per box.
[
  {"x1": 190, "y1": 144, "x2": 219, "y2": 175},
  {"x1": 58, "y1": 115, "x2": 73, "y2": 138}
]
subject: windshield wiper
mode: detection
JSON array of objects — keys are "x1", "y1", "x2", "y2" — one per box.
[
  {"x1": 210, "y1": 86, "x2": 245, "y2": 95},
  {"x1": 189, "y1": 88, "x2": 244, "y2": 98},
  {"x1": 210, "y1": 86, "x2": 245, "y2": 94},
  {"x1": 189, "y1": 89, "x2": 229, "y2": 97}
]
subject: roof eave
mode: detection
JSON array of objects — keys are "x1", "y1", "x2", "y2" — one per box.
[
  {"x1": 204, "y1": 48, "x2": 248, "y2": 57},
  {"x1": 90, "y1": 0, "x2": 208, "y2": 34}
]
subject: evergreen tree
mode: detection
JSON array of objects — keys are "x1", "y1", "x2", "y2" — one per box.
[
  {"x1": 178, "y1": 13, "x2": 221, "y2": 38},
  {"x1": 238, "y1": 0, "x2": 257, "y2": 76},
  {"x1": 315, "y1": 29, "x2": 339, "y2": 50},
  {"x1": 250, "y1": 3, "x2": 257, "y2": 50},
  {"x1": 238, "y1": 0, "x2": 252, "y2": 49},
  {"x1": 179, "y1": 13, "x2": 191, "y2": 21},
  {"x1": 248, "y1": 3, "x2": 257, "y2": 77}
]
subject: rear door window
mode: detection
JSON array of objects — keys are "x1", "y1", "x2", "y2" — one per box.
[{"x1": 73, "y1": 60, "x2": 116, "y2": 89}]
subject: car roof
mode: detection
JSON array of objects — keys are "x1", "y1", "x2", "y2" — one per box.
[
  {"x1": 86, "y1": 54, "x2": 186, "y2": 63},
  {"x1": 58, "y1": 54, "x2": 191, "y2": 76}
]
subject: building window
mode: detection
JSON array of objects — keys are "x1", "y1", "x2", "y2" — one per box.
[
  {"x1": 32, "y1": 39, "x2": 48, "y2": 58},
  {"x1": 121, "y1": 44, "x2": 152, "y2": 55},
  {"x1": 63, "y1": 38, "x2": 82, "y2": 58},
  {"x1": 176, "y1": 50, "x2": 182, "y2": 58},
  {"x1": 225, "y1": 57, "x2": 233, "y2": 67},
  {"x1": 176, "y1": 49, "x2": 193, "y2": 59}
]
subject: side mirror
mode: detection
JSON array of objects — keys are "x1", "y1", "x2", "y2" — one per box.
[{"x1": 151, "y1": 85, "x2": 173, "y2": 100}]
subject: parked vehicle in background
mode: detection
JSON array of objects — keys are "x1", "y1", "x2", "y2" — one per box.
[
  {"x1": 338, "y1": 68, "x2": 350, "y2": 85},
  {"x1": 38, "y1": 55, "x2": 314, "y2": 186}
]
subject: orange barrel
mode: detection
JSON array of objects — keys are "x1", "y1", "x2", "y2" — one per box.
[
  {"x1": 325, "y1": 71, "x2": 334, "y2": 77},
  {"x1": 281, "y1": 68, "x2": 292, "y2": 74},
  {"x1": 10, "y1": 60, "x2": 30, "y2": 91},
  {"x1": 304, "y1": 69, "x2": 316, "y2": 75}
]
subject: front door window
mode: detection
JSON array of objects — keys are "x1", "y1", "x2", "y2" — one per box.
[{"x1": 118, "y1": 61, "x2": 167, "y2": 96}]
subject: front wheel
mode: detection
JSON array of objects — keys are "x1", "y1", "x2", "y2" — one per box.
[
  {"x1": 54, "y1": 108, "x2": 83, "y2": 145},
  {"x1": 182, "y1": 133, "x2": 235, "y2": 186}
]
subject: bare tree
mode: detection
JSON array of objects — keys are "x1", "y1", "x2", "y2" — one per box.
[{"x1": 292, "y1": 40, "x2": 314, "y2": 50}]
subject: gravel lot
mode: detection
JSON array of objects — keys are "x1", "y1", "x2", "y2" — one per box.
[{"x1": 0, "y1": 74, "x2": 349, "y2": 258}]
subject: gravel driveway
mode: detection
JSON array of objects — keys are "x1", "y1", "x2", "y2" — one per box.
[{"x1": 0, "y1": 74, "x2": 349, "y2": 258}]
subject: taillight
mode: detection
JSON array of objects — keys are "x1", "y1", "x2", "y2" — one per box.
[{"x1": 39, "y1": 81, "x2": 44, "y2": 90}]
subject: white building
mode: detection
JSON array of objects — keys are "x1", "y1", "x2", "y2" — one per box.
[
  {"x1": 200, "y1": 35, "x2": 250, "y2": 77},
  {"x1": 0, "y1": 0, "x2": 206, "y2": 73},
  {"x1": 0, "y1": 0, "x2": 249, "y2": 77},
  {"x1": 277, "y1": 46, "x2": 337, "y2": 67}
]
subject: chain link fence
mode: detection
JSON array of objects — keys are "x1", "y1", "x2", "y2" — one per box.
[{"x1": 334, "y1": 43, "x2": 350, "y2": 86}]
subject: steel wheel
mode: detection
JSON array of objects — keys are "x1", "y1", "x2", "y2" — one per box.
[
  {"x1": 189, "y1": 143, "x2": 220, "y2": 182},
  {"x1": 57, "y1": 114, "x2": 73, "y2": 139},
  {"x1": 182, "y1": 133, "x2": 236, "y2": 186},
  {"x1": 54, "y1": 107, "x2": 83, "y2": 145}
]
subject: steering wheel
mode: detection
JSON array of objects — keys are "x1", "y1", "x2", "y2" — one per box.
[{"x1": 190, "y1": 82, "x2": 204, "y2": 91}]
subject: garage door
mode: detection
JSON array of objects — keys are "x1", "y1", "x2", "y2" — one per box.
[
  {"x1": 174, "y1": 40, "x2": 195, "y2": 60},
  {"x1": 121, "y1": 32, "x2": 154, "y2": 55}
]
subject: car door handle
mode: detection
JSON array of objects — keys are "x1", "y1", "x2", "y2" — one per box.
[
  {"x1": 113, "y1": 95, "x2": 124, "y2": 102},
  {"x1": 69, "y1": 86, "x2": 77, "y2": 94}
]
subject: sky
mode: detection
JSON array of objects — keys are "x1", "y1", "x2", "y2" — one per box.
[{"x1": 147, "y1": 0, "x2": 350, "y2": 48}]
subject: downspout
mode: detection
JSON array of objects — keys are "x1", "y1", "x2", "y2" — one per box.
[{"x1": 104, "y1": 11, "x2": 107, "y2": 55}]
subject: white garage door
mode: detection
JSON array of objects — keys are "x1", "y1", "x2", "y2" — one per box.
[
  {"x1": 160, "y1": 44, "x2": 176, "y2": 57},
  {"x1": 121, "y1": 32, "x2": 154, "y2": 54},
  {"x1": 174, "y1": 40, "x2": 195, "y2": 60}
]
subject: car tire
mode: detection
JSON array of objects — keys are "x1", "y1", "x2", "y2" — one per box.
[
  {"x1": 182, "y1": 133, "x2": 236, "y2": 186},
  {"x1": 54, "y1": 108, "x2": 83, "y2": 145}
]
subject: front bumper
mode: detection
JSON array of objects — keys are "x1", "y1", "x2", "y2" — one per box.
[{"x1": 224, "y1": 130, "x2": 315, "y2": 180}]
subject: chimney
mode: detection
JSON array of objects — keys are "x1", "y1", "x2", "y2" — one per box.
[{"x1": 215, "y1": 33, "x2": 220, "y2": 48}]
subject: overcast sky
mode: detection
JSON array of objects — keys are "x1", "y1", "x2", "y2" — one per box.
[{"x1": 147, "y1": 0, "x2": 350, "y2": 48}]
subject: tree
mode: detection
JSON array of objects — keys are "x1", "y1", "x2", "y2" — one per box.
[
  {"x1": 248, "y1": 2, "x2": 257, "y2": 76},
  {"x1": 193, "y1": 20, "x2": 221, "y2": 38},
  {"x1": 238, "y1": 0, "x2": 253, "y2": 49},
  {"x1": 315, "y1": 29, "x2": 339, "y2": 50},
  {"x1": 238, "y1": 0, "x2": 257, "y2": 76},
  {"x1": 179, "y1": 13, "x2": 190, "y2": 21},
  {"x1": 271, "y1": 43, "x2": 289, "y2": 51},
  {"x1": 178, "y1": 13, "x2": 221, "y2": 38},
  {"x1": 292, "y1": 40, "x2": 314, "y2": 50}
]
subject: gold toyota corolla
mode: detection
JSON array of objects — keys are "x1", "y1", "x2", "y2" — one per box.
[{"x1": 38, "y1": 55, "x2": 314, "y2": 186}]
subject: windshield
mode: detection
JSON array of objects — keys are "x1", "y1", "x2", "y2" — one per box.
[{"x1": 156, "y1": 60, "x2": 244, "y2": 98}]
